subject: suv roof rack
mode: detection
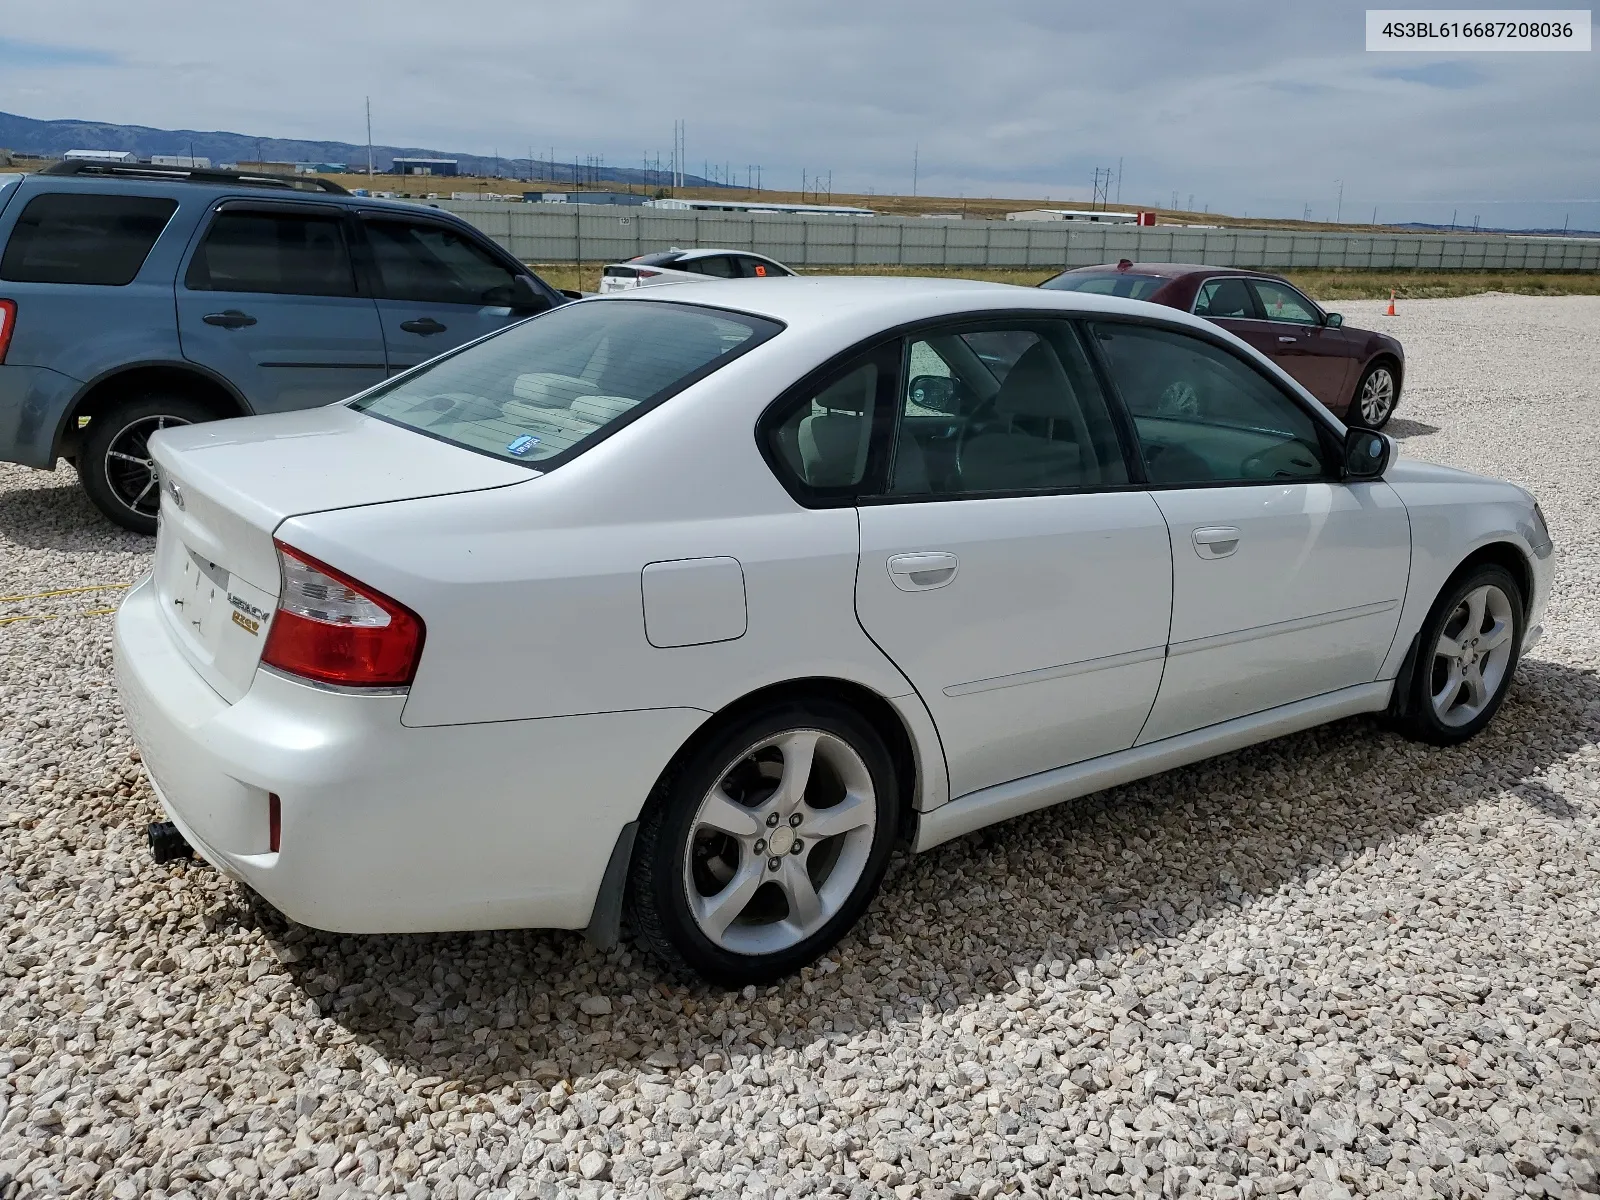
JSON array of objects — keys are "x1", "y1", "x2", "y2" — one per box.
[{"x1": 39, "y1": 160, "x2": 350, "y2": 195}]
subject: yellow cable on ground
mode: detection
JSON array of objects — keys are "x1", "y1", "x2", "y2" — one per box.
[
  {"x1": 0, "y1": 613, "x2": 60, "y2": 626},
  {"x1": 0, "y1": 583, "x2": 130, "y2": 604}
]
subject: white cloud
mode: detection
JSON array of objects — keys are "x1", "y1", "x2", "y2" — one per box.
[{"x1": 1, "y1": 0, "x2": 1595, "y2": 226}]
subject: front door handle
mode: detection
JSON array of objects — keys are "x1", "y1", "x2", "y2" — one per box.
[
  {"x1": 399, "y1": 317, "x2": 448, "y2": 335},
  {"x1": 1192, "y1": 527, "x2": 1241, "y2": 559},
  {"x1": 1277, "y1": 335, "x2": 1298, "y2": 343},
  {"x1": 202, "y1": 310, "x2": 257, "y2": 329},
  {"x1": 887, "y1": 551, "x2": 958, "y2": 591}
]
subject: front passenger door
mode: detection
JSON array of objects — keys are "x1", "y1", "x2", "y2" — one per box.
[
  {"x1": 359, "y1": 215, "x2": 543, "y2": 372},
  {"x1": 1091, "y1": 321, "x2": 1410, "y2": 744}
]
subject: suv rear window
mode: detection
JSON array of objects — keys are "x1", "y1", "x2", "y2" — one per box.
[
  {"x1": 1041, "y1": 272, "x2": 1166, "y2": 301},
  {"x1": 352, "y1": 300, "x2": 782, "y2": 465},
  {"x1": 1, "y1": 193, "x2": 178, "y2": 286}
]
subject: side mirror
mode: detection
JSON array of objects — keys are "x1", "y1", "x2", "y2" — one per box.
[
  {"x1": 908, "y1": 374, "x2": 958, "y2": 414},
  {"x1": 1323, "y1": 312, "x2": 1344, "y2": 328},
  {"x1": 509, "y1": 275, "x2": 553, "y2": 313},
  {"x1": 1343, "y1": 426, "x2": 1390, "y2": 480},
  {"x1": 559, "y1": 288, "x2": 585, "y2": 301}
]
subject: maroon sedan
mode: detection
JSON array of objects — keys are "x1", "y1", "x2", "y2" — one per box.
[{"x1": 1041, "y1": 262, "x2": 1403, "y2": 428}]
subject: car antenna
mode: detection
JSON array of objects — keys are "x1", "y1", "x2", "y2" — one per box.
[{"x1": 1117, "y1": 258, "x2": 1133, "y2": 272}]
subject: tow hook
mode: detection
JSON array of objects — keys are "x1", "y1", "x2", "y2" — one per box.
[{"x1": 148, "y1": 821, "x2": 194, "y2": 864}]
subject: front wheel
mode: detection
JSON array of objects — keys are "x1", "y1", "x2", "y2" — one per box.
[
  {"x1": 1390, "y1": 565, "x2": 1524, "y2": 745},
  {"x1": 1350, "y1": 362, "x2": 1399, "y2": 429},
  {"x1": 78, "y1": 395, "x2": 214, "y2": 534},
  {"x1": 626, "y1": 700, "x2": 899, "y2": 985}
]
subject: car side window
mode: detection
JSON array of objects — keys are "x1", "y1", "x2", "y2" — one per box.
[
  {"x1": 765, "y1": 346, "x2": 897, "y2": 500},
  {"x1": 185, "y1": 210, "x2": 357, "y2": 296},
  {"x1": 362, "y1": 218, "x2": 520, "y2": 306},
  {"x1": 1, "y1": 193, "x2": 178, "y2": 286},
  {"x1": 737, "y1": 256, "x2": 783, "y2": 278},
  {"x1": 689, "y1": 255, "x2": 738, "y2": 279},
  {"x1": 1091, "y1": 322, "x2": 1328, "y2": 486},
  {"x1": 890, "y1": 321, "x2": 1128, "y2": 496},
  {"x1": 1193, "y1": 277, "x2": 1258, "y2": 319},
  {"x1": 1249, "y1": 280, "x2": 1319, "y2": 325}
]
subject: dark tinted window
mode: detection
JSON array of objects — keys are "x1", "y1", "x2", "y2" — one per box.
[
  {"x1": 1092, "y1": 322, "x2": 1326, "y2": 485},
  {"x1": 354, "y1": 301, "x2": 780, "y2": 465},
  {"x1": 1, "y1": 193, "x2": 177, "y2": 286},
  {"x1": 686, "y1": 255, "x2": 737, "y2": 278},
  {"x1": 363, "y1": 218, "x2": 520, "y2": 305},
  {"x1": 736, "y1": 256, "x2": 789, "y2": 278},
  {"x1": 185, "y1": 210, "x2": 356, "y2": 296},
  {"x1": 1040, "y1": 271, "x2": 1165, "y2": 300},
  {"x1": 1193, "y1": 277, "x2": 1258, "y2": 319},
  {"x1": 892, "y1": 322, "x2": 1128, "y2": 495},
  {"x1": 632, "y1": 251, "x2": 683, "y2": 266}
]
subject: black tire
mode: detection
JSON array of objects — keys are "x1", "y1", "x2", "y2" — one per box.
[
  {"x1": 625, "y1": 698, "x2": 900, "y2": 986},
  {"x1": 1348, "y1": 361, "x2": 1400, "y2": 429},
  {"x1": 1389, "y1": 564, "x2": 1524, "y2": 746},
  {"x1": 78, "y1": 395, "x2": 215, "y2": 535}
]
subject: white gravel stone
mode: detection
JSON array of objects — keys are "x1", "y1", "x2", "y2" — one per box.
[{"x1": 2, "y1": 294, "x2": 1599, "y2": 1199}]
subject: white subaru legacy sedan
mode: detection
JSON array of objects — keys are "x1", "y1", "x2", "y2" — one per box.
[{"x1": 115, "y1": 277, "x2": 1553, "y2": 984}]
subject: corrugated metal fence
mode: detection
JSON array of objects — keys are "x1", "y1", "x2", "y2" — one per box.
[{"x1": 433, "y1": 200, "x2": 1600, "y2": 273}]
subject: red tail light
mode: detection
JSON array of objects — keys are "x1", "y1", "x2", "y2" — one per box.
[
  {"x1": 0, "y1": 300, "x2": 16, "y2": 364},
  {"x1": 261, "y1": 541, "x2": 425, "y2": 687},
  {"x1": 637, "y1": 268, "x2": 662, "y2": 278}
]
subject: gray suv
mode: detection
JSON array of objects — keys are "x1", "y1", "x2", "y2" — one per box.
[{"x1": 0, "y1": 161, "x2": 568, "y2": 532}]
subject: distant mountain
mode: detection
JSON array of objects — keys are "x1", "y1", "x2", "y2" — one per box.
[
  {"x1": 1393, "y1": 221, "x2": 1600, "y2": 238},
  {"x1": 0, "y1": 110, "x2": 723, "y2": 188}
]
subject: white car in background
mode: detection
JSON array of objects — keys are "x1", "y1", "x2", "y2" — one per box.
[
  {"x1": 598, "y1": 248, "x2": 795, "y2": 292},
  {"x1": 115, "y1": 278, "x2": 1552, "y2": 985}
]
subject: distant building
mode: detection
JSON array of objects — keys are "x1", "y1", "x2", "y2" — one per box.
[
  {"x1": 527, "y1": 191, "x2": 648, "y2": 206},
  {"x1": 391, "y1": 157, "x2": 459, "y2": 177},
  {"x1": 150, "y1": 155, "x2": 212, "y2": 169},
  {"x1": 1005, "y1": 208, "x2": 1153, "y2": 225},
  {"x1": 64, "y1": 149, "x2": 138, "y2": 164},
  {"x1": 647, "y1": 198, "x2": 874, "y2": 217},
  {"x1": 295, "y1": 162, "x2": 347, "y2": 174}
]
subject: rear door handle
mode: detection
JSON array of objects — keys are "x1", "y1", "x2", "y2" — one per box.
[
  {"x1": 1277, "y1": 335, "x2": 1298, "y2": 343},
  {"x1": 887, "y1": 551, "x2": 958, "y2": 591},
  {"x1": 1192, "y1": 526, "x2": 1241, "y2": 559},
  {"x1": 202, "y1": 310, "x2": 256, "y2": 329},
  {"x1": 399, "y1": 317, "x2": 448, "y2": 335}
]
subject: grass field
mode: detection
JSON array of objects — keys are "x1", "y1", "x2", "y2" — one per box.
[{"x1": 528, "y1": 263, "x2": 1600, "y2": 302}]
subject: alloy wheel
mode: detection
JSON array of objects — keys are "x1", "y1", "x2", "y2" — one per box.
[
  {"x1": 1430, "y1": 583, "x2": 1515, "y2": 727},
  {"x1": 102, "y1": 414, "x2": 191, "y2": 518},
  {"x1": 683, "y1": 729, "x2": 877, "y2": 956},
  {"x1": 1359, "y1": 368, "x2": 1396, "y2": 426}
]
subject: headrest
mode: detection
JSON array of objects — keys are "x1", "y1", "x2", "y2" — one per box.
[
  {"x1": 513, "y1": 372, "x2": 599, "y2": 408},
  {"x1": 812, "y1": 363, "x2": 877, "y2": 415},
  {"x1": 993, "y1": 342, "x2": 1078, "y2": 419}
]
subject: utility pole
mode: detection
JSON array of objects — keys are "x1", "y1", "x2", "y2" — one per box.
[
  {"x1": 912, "y1": 145, "x2": 918, "y2": 197},
  {"x1": 1116, "y1": 157, "x2": 1123, "y2": 203},
  {"x1": 1334, "y1": 178, "x2": 1343, "y2": 223},
  {"x1": 365, "y1": 97, "x2": 373, "y2": 177},
  {"x1": 827, "y1": 170, "x2": 832, "y2": 205}
]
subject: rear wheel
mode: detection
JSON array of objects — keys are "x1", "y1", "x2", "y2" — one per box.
[
  {"x1": 1350, "y1": 362, "x2": 1399, "y2": 429},
  {"x1": 78, "y1": 395, "x2": 214, "y2": 534},
  {"x1": 626, "y1": 699, "x2": 899, "y2": 985},
  {"x1": 1391, "y1": 564, "x2": 1523, "y2": 745}
]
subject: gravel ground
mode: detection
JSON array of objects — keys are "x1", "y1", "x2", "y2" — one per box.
[{"x1": 2, "y1": 293, "x2": 1598, "y2": 1200}]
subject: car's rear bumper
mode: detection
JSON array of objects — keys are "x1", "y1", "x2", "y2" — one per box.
[
  {"x1": 114, "y1": 575, "x2": 706, "y2": 934},
  {"x1": 0, "y1": 363, "x2": 81, "y2": 468}
]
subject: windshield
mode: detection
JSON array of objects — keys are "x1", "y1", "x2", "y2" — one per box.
[
  {"x1": 1041, "y1": 272, "x2": 1167, "y2": 301},
  {"x1": 352, "y1": 300, "x2": 781, "y2": 466}
]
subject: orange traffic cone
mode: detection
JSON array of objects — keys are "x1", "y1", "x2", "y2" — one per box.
[{"x1": 1385, "y1": 289, "x2": 1397, "y2": 317}]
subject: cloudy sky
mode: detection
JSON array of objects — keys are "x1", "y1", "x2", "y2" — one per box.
[{"x1": 2, "y1": 0, "x2": 1596, "y2": 228}]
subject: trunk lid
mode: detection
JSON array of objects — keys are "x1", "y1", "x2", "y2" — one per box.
[{"x1": 147, "y1": 405, "x2": 533, "y2": 702}]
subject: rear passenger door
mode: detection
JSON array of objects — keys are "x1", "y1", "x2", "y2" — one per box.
[
  {"x1": 176, "y1": 201, "x2": 387, "y2": 413},
  {"x1": 816, "y1": 319, "x2": 1172, "y2": 800},
  {"x1": 357, "y1": 214, "x2": 546, "y2": 372}
]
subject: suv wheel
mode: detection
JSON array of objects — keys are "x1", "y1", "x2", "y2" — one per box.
[
  {"x1": 626, "y1": 699, "x2": 899, "y2": 985},
  {"x1": 79, "y1": 396, "x2": 213, "y2": 534}
]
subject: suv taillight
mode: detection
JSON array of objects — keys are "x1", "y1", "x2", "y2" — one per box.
[
  {"x1": 261, "y1": 541, "x2": 424, "y2": 687},
  {"x1": 0, "y1": 300, "x2": 16, "y2": 364}
]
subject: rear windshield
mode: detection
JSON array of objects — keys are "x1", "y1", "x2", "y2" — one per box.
[
  {"x1": 351, "y1": 300, "x2": 781, "y2": 466},
  {"x1": 1041, "y1": 272, "x2": 1166, "y2": 301}
]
